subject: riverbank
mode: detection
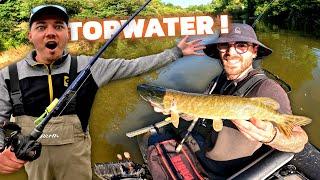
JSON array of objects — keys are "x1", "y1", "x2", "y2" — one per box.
[{"x1": 0, "y1": 45, "x2": 31, "y2": 69}]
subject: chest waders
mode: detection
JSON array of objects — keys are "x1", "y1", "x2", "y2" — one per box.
[
  {"x1": 8, "y1": 56, "x2": 78, "y2": 142},
  {"x1": 0, "y1": 56, "x2": 78, "y2": 161},
  {"x1": 5, "y1": 56, "x2": 92, "y2": 180}
]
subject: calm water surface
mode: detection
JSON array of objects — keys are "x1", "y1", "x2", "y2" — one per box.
[{"x1": 2, "y1": 30, "x2": 320, "y2": 180}]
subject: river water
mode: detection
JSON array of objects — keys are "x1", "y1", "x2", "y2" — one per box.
[{"x1": 2, "y1": 30, "x2": 320, "y2": 180}]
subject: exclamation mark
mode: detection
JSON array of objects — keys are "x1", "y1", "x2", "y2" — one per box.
[{"x1": 220, "y1": 15, "x2": 229, "y2": 34}]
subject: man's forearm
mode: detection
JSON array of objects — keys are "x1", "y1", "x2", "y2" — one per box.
[
  {"x1": 267, "y1": 126, "x2": 308, "y2": 153},
  {"x1": 89, "y1": 46, "x2": 183, "y2": 87}
]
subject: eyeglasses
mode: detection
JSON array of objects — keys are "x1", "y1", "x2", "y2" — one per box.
[{"x1": 217, "y1": 42, "x2": 254, "y2": 54}]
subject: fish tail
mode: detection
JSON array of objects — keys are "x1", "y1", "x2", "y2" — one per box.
[{"x1": 276, "y1": 114, "x2": 312, "y2": 137}]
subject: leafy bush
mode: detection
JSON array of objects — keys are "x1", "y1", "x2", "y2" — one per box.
[
  {"x1": 1, "y1": 0, "x2": 319, "y2": 52},
  {"x1": 0, "y1": 0, "x2": 189, "y2": 51}
]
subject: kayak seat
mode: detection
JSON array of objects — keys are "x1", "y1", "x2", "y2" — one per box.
[{"x1": 228, "y1": 149, "x2": 294, "y2": 180}]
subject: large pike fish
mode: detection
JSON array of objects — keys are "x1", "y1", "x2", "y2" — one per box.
[{"x1": 137, "y1": 84, "x2": 312, "y2": 137}]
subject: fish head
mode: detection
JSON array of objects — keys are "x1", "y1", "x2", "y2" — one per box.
[{"x1": 137, "y1": 84, "x2": 166, "y2": 108}]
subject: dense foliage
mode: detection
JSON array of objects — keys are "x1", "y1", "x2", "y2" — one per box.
[
  {"x1": 0, "y1": 0, "x2": 319, "y2": 52},
  {"x1": 0, "y1": 0, "x2": 188, "y2": 51},
  {"x1": 207, "y1": 0, "x2": 320, "y2": 34}
]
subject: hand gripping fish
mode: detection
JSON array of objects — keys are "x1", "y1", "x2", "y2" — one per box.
[{"x1": 137, "y1": 84, "x2": 312, "y2": 137}]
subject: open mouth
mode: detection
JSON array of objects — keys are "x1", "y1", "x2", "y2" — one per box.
[{"x1": 45, "y1": 41, "x2": 58, "y2": 50}]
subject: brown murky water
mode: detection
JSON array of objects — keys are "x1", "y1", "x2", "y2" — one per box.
[
  {"x1": 2, "y1": 30, "x2": 320, "y2": 180},
  {"x1": 259, "y1": 31, "x2": 320, "y2": 150}
]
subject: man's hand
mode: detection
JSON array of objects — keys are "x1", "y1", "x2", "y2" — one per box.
[
  {"x1": 150, "y1": 102, "x2": 196, "y2": 120},
  {"x1": 151, "y1": 102, "x2": 170, "y2": 115},
  {"x1": 232, "y1": 118, "x2": 277, "y2": 143},
  {"x1": 177, "y1": 36, "x2": 206, "y2": 56},
  {"x1": 180, "y1": 113, "x2": 196, "y2": 121},
  {"x1": 0, "y1": 148, "x2": 26, "y2": 174}
]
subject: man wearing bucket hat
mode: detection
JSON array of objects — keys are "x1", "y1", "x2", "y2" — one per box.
[
  {"x1": 0, "y1": 4, "x2": 204, "y2": 179},
  {"x1": 195, "y1": 23, "x2": 308, "y2": 177},
  {"x1": 151, "y1": 23, "x2": 308, "y2": 178}
]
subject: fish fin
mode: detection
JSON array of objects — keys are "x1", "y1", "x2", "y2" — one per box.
[
  {"x1": 164, "y1": 116, "x2": 179, "y2": 128},
  {"x1": 171, "y1": 111, "x2": 180, "y2": 128},
  {"x1": 250, "y1": 97, "x2": 280, "y2": 110},
  {"x1": 168, "y1": 98, "x2": 180, "y2": 128},
  {"x1": 276, "y1": 114, "x2": 312, "y2": 137},
  {"x1": 212, "y1": 119, "x2": 223, "y2": 132},
  {"x1": 164, "y1": 117, "x2": 171, "y2": 122}
]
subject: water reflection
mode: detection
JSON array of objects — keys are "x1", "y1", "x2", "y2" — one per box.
[
  {"x1": 90, "y1": 75, "x2": 150, "y2": 163},
  {"x1": 259, "y1": 31, "x2": 318, "y2": 90},
  {"x1": 153, "y1": 55, "x2": 221, "y2": 92},
  {"x1": 289, "y1": 47, "x2": 320, "y2": 148},
  {"x1": 259, "y1": 31, "x2": 320, "y2": 148}
]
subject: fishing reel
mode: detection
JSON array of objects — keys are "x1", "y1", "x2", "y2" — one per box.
[{"x1": 0, "y1": 122, "x2": 42, "y2": 161}]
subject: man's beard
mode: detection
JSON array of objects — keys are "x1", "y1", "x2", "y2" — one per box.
[{"x1": 222, "y1": 58, "x2": 253, "y2": 80}]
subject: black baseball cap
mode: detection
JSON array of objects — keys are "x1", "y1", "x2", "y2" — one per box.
[{"x1": 29, "y1": 4, "x2": 69, "y2": 28}]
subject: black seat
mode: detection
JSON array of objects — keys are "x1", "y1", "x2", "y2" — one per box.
[{"x1": 228, "y1": 149, "x2": 294, "y2": 180}]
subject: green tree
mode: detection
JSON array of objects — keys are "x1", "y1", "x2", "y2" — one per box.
[
  {"x1": 255, "y1": 0, "x2": 320, "y2": 35},
  {"x1": 0, "y1": 0, "x2": 189, "y2": 51}
]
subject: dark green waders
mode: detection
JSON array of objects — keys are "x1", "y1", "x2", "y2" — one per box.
[{"x1": 12, "y1": 115, "x2": 92, "y2": 180}]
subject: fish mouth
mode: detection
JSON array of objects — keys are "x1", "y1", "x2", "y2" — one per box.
[
  {"x1": 137, "y1": 84, "x2": 166, "y2": 106},
  {"x1": 45, "y1": 41, "x2": 58, "y2": 50}
]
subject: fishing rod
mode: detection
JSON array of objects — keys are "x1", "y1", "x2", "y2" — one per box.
[
  {"x1": 30, "y1": 0, "x2": 152, "y2": 140},
  {"x1": 2, "y1": 0, "x2": 152, "y2": 161},
  {"x1": 175, "y1": 118, "x2": 198, "y2": 153},
  {"x1": 126, "y1": 120, "x2": 172, "y2": 138}
]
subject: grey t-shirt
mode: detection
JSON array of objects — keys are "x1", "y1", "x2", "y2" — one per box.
[{"x1": 246, "y1": 78, "x2": 292, "y2": 114}]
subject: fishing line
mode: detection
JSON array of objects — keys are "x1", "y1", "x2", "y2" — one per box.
[{"x1": 252, "y1": 0, "x2": 278, "y2": 27}]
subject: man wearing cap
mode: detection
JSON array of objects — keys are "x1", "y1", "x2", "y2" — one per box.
[
  {"x1": 152, "y1": 23, "x2": 308, "y2": 178},
  {"x1": 0, "y1": 4, "x2": 205, "y2": 179}
]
